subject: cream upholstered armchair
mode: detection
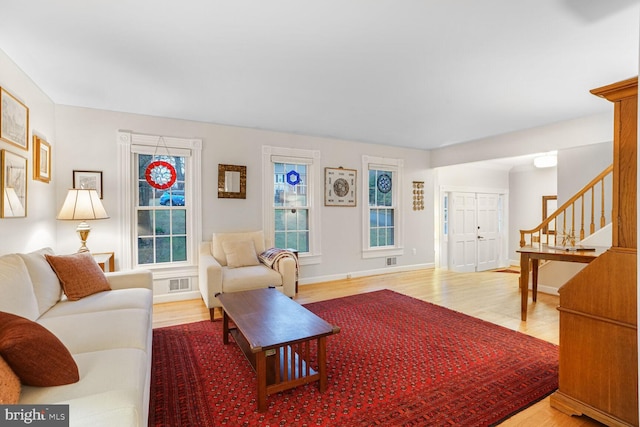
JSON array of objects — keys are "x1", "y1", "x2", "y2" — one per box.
[{"x1": 198, "y1": 230, "x2": 297, "y2": 320}]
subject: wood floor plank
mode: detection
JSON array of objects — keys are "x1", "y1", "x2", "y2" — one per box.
[{"x1": 152, "y1": 267, "x2": 604, "y2": 426}]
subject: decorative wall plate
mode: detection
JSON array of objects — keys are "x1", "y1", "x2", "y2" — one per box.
[
  {"x1": 325, "y1": 167, "x2": 357, "y2": 207},
  {"x1": 377, "y1": 173, "x2": 392, "y2": 194},
  {"x1": 145, "y1": 160, "x2": 177, "y2": 190}
]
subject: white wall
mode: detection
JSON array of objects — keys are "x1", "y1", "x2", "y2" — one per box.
[
  {"x1": 508, "y1": 166, "x2": 557, "y2": 262},
  {"x1": 557, "y1": 141, "x2": 613, "y2": 204},
  {"x1": 55, "y1": 105, "x2": 434, "y2": 286},
  {"x1": 0, "y1": 49, "x2": 57, "y2": 255},
  {"x1": 430, "y1": 112, "x2": 613, "y2": 168}
]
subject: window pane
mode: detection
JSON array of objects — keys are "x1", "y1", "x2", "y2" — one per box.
[
  {"x1": 387, "y1": 209, "x2": 394, "y2": 226},
  {"x1": 155, "y1": 210, "x2": 170, "y2": 235},
  {"x1": 298, "y1": 209, "x2": 308, "y2": 230},
  {"x1": 172, "y1": 209, "x2": 186, "y2": 234},
  {"x1": 275, "y1": 209, "x2": 285, "y2": 231},
  {"x1": 285, "y1": 210, "x2": 297, "y2": 230},
  {"x1": 275, "y1": 231, "x2": 286, "y2": 248},
  {"x1": 369, "y1": 228, "x2": 377, "y2": 247},
  {"x1": 370, "y1": 210, "x2": 377, "y2": 227},
  {"x1": 138, "y1": 238, "x2": 153, "y2": 264},
  {"x1": 172, "y1": 236, "x2": 187, "y2": 262},
  {"x1": 138, "y1": 211, "x2": 153, "y2": 236},
  {"x1": 386, "y1": 228, "x2": 395, "y2": 246},
  {"x1": 298, "y1": 231, "x2": 309, "y2": 252},
  {"x1": 155, "y1": 237, "x2": 171, "y2": 263}
]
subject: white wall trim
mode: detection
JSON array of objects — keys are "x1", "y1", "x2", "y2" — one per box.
[{"x1": 298, "y1": 262, "x2": 434, "y2": 285}]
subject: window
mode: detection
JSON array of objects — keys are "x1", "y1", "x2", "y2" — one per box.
[
  {"x1": 136, "y1": 154, "x2": 187, "y2": 265},
  {"x1": 263, "y1": 146, "x2": 321, "y2": 265},
  {"x1": 117, "y1": 132, "x2": 202, "y2": 271},
  {"x1": 443, "y1": 194, "x2": 449, "y2": 236},
  {"x1": 362, "y1": 156, "x2": 403, "y2": 258},
  {"x1": 273, "y1": 162, "x2": 309, "y2": 252}
]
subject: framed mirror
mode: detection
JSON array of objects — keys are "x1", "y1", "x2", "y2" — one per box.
[{"x1": 218, "y1": 164, "x2": 246, "y2": 199}]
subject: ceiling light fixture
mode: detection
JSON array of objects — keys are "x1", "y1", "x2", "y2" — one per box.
[{"x1": 533, "y1": 154, "x2": 557, "y2": 168}]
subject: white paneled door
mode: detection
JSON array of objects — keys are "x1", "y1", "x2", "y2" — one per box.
[{"x1": 450, "y1": 192, "x2": 501, "y2": 272}]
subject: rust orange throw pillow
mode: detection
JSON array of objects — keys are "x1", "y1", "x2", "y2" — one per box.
[
  {"x1": 0, "y1": 311, "x2": 79, "y2": 386},
  {"x1": 45, "y1": 252, "x2": 111, "y2": 301},
  {"x1": 0, "y1": 354, "x2": 20, "y2": 403}
]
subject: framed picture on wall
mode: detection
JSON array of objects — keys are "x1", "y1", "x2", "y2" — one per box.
[
  {"x1": 325, "y1": 167, "x2": 357, "y2": 207},
  {"x1": 73, "y1": 170, "x2": 103, "y2": 198},
  {"x1": 0, "y1": 88, "x2": 29, "y2": 150},
  {"x1": 33, "y1": 136, "x2": 51, "y2": 183},
  {"x1": 1, "y1": 149, "x2": 28, "y2": 218}
]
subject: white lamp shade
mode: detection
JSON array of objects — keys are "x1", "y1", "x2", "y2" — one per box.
[{"x1": 57, "y1": 189, "x2": 109, "y2": 220}]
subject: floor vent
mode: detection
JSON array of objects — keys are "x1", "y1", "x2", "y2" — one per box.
[
  {"x1": 169, "y1": 278, "x2": 191, "y2": 292},
  {"x1": 386, "y1": 257, "x2": 397, "y2": 266}
]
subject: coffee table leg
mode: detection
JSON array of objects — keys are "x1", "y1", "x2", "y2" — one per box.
[
  {"x1": 222, "y1": 310, "x2": 229, "y2": 345},
  {"x1": 318, "y1": 336, "x2": 327, "y2": 392},
  {"x1": 256, "y1": 351, "x2": 267, "y2": 412}
]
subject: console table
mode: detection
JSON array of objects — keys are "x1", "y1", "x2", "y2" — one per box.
[{"x1": 516, "y1": 245, "x2": 606, "y2": 321}]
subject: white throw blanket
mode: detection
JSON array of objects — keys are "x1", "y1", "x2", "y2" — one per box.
[{"x1": 259, "y1": 248, "x2": 299, "y2": 278}]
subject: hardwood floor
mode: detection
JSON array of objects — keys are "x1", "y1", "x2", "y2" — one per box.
[{"x1": 152, "y1": 267, "x2": 604, "y2": 426}]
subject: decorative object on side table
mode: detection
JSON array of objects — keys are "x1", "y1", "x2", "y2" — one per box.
[
  {"x1": 1, "y1": 149, "x2": 27, "y2": 218},
  {"x1": 412, "y1": 181, "x2": 424, "y2": 211},
  {"x1": 73, "y1": 170, "x2": 103, "y2": 198},
  {"x1": 325, "y1": 167, "x2": 357, "y2": 207},
  {"x1": 33, "y1": 135, "x2": 51, "y2": 183},
  {"x1": 218, "y1": 164, "x2": 246, "y2": 199},
  {"x1": 57, "y1": 189, "x2": 109, "y2": 252},
  {"x1": 0, "y1": 87, "x2": 29, "y2": 150}
]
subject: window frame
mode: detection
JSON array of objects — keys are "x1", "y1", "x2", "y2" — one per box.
[
  {"x1": 118, "y1": 131, "x2": 202, "y2": 272},
  {"x1": 362, "y1": 155, "x2": 404, "y2": 259},
  {"x1": 262, "y1": 146, "x2": 322, "y2": 265}
]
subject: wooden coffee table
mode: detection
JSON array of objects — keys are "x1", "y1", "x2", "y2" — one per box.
[{"x1": 218, "y1": 288, "x2": 340, "y2": 412}]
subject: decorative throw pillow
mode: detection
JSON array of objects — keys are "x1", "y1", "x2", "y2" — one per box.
[
  {"x1": 18, "y1": 248, "x2": 63, "y2": 316},
  {"x1": 0, "y1": 253, "x2": 40, "y2": 321},
  {"x1": 0, "y1": 311, "x2": 79, "y2": 387},
  {"x1": 0, "y1": 355, "x2": 20, "y2": 404},
  {"x1": 222, "y1": 240, "x2": 260, "y2": 268},
  {"x1": 45, "y1": 252, "x2": 111, "y2": 301}
]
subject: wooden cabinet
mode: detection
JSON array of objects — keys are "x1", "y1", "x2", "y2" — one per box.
[{"x1": 550, "y1": 78, "x2": 638, "y2": 426}]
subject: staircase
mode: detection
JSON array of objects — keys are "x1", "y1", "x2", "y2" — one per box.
[{"x1": 520, "y1": 164, "x2": 613, "y2": 249}]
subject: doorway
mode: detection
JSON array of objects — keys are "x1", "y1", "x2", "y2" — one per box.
[{"x1": 447, "y1": 192, "x2": 505, "y2": 272}]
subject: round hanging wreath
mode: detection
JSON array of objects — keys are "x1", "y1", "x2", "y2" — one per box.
[{"x1": 145, "y1": 160, "x2": 177, "y2": 190}]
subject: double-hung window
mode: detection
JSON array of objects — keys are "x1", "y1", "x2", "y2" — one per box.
[
  {"x1": 362, "y1": 155, "x2": 403, "y2": 258},
  {"x1": 263, "y1": 146, "x2": 321, "y2": 265},
  {"x1": 118, "y1": 131, "x2": 202, "y2": 271}
]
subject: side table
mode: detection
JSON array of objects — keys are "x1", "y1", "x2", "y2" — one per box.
[{"x1": 92, "y1": 252, "x2": 115, "y2": 272}]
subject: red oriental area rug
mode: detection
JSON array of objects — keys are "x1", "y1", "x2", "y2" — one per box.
[{"x1": 149, "y1": 290, "x2": 558, "y2": 426}]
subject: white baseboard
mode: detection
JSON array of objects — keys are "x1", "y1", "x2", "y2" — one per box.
[
  {"x1": 299, "y1": 263, "x2": 435, "y2": 286},
  {"x1": 153, "y1": 290, "x2": 201, "y2": 304}
]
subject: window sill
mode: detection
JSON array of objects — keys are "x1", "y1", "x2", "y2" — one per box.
[{"x1": 362, "y1": 247, "x2": 404, "y2": 259}]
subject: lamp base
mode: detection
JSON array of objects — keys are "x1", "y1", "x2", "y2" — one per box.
[{"x1": 76, "y1": 222, "x2": 92, "y2": 253}]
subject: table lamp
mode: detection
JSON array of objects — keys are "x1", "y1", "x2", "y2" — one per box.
[{"x1": 57, "y1": 189, "x2": 109, "y2": 252}]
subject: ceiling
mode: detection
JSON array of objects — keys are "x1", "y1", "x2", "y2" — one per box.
[{"x1": 0, "y1": 0, "x2": 638, "y2": 151}]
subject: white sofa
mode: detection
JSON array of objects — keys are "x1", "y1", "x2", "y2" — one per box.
[
  {"x1": 0, "y1": 248, "x2": 153, "y2": 427},
  {"x1": 199, "y1": 231, "x2": 296, "y2": 320}
]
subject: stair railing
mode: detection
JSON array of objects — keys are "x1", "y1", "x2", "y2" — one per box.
[{"x1": 520, "y1": 164, "x2": 613, "y2": 247}]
